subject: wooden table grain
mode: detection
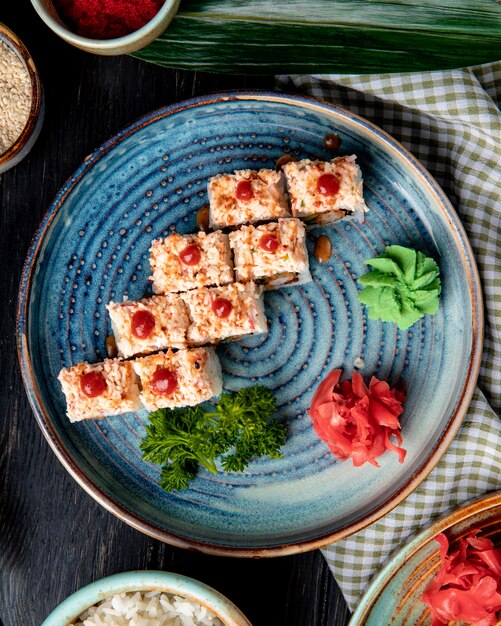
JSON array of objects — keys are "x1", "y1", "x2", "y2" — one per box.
[{"x1": 0, "y1": 3, "x2": 351, "y2": 624}]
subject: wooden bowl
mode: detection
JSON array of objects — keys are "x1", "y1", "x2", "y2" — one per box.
[{"x1": 0, "y1": 23, "x2": 44, "y2": 174}]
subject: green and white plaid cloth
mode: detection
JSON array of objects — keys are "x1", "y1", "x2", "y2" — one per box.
[{"x1": 276, "y1": 63, "x2": 501, "y2": 611}]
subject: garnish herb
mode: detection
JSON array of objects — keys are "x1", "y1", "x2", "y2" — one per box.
[{"x1": 140, "y1": 386, "x2": 287, "y2": 492}]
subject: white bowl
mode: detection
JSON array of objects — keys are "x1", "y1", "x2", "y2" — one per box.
[
  {"x1": 42, "y1": 570, "x2": 253, "y2": 626},
  {"x1": 30, "y1": 0, "x2": 180, "y2": 55}
]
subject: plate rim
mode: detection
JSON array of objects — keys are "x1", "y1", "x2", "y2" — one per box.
[
  {"x1": 349, "y1": 490, "x2": 501, "y2": 625},
  {"x1": 16, "y1": 89, "x2": 484, "y2": 557}
]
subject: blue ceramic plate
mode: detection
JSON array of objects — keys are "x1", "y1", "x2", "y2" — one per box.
[
  {"x1": 350, "y1": 491, "x2": 501, "y2": 625},
  {"x1": 17, "y1": 92, "x2": 483, "y2": 556}
]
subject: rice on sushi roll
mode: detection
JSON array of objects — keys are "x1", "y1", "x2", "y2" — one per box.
[
  {"x1": 149, "y1": 230, "x2": 233, "y2": 294},
  {"x1": 106, "y1": 294, "x2": 189, "y2": 359},
  {"x1": 133, "y1": 348, "x2": 222, "y2": 411},
  {"x1": 229, "y1": 218, "x2": 311, "y2": 289},
  {"x1": 58, "y1": 359, "x2": 141, "y2": 422},
  {"x1": 181, "y1": 282, "x2": 267, "y2": 345},
  {"x1": 208, "y1": 168, "x2": 290, "y2": 229},
  {"x1": 282, "y1": 155, "x2": 368, "y2": 225}
]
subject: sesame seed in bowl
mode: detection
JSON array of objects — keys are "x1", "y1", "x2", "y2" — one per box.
[{"x1": 0, "y1": 23, "x2": 44, "y2": 174}]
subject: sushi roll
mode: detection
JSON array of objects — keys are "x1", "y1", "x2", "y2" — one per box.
[
  {"x1": 133, "y1": 348, "x2": 222, "y2": 410},
  {"x1": 149, "y1": 230, "x2": 234, "y2": 294},
  {"x1": 106, "y1": 294, "x2": 189, "y2": 358},
  {"x1": 182, "y1": 282, "x2": 267, "y2": 345},
  {"x1": 58, "y1": 359, "x2": 141, "y2": 422},
  {"x1": 208, "y1": 168, "x2": 290, "y2": 229},
  {"x1": 282, "y1": 155, "x2": 368, "y2": 225},
  {"x1": 228, "y1": 218, "x2": 311, "y2": 289}
]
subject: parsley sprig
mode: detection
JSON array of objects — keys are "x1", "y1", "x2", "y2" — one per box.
[{"x1": 140, "y1": 386, "x2": 287, "y2": 492}]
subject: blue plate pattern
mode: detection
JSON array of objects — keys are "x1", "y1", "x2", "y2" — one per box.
[{"x1": 17, "y1": 92, "x2": 482, "y2": 555}]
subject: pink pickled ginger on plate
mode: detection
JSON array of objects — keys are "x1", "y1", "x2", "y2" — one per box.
[{"x1": 307, "y1": 369, "x2": 406, "y2": 467}]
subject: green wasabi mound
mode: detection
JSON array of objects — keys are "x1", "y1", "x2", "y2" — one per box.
[{"x1": 358, "y1": 245, "x2": 441, "y2": 330}]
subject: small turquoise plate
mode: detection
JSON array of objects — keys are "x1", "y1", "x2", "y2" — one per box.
[
  {"x1": 42, "y1": 570, "x2": 252, "y2": 625},
  {"x1": 17, "y1": 92, "x2": 483, "y2": 556},
  {"x1": 350, "y1": 491, "x2": 501, "y2": 625}
]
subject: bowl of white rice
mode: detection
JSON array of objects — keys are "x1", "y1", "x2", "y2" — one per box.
[{"x1": 41, "y1": 571, "x2": 253, "y2": 626}]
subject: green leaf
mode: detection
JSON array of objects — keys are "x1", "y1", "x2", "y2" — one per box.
[
  {"x1": 222, "y1": 453, "x2": 251, "y2": 473},
  {"x1": 141, "y1": 406, "x2": 218, "y2": 468},
  {"x1": 159, "y1": 460, "x2": 198, "y2": 492},
  {"x1": 133, "y1": 1, "x2": 501, "y2": 75},
  {"x1": 141, "y1": 385, "x2": 286, "y2": 493},
  {"x1": 236, "y1": 385, "x2": 277, "y2": 418}
]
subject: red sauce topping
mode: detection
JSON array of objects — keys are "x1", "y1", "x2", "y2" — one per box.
[
  {"x1": 259, "y1": 233, "x2": 280, "y2": 253},
  {"x1": 316, "y1": 173, "x2": 340, "y2": 197},
  {"x1": 150, "y1": 368, "x2": 178, "y2": 396},
  {"x1": 179, "y1": 243, "x2": 201, "y2": 266},
  {"x1": 131, "y1": 310, "x2": 156, "y2": 339},
  {"x1": 211, "y1": 298, "x2": 233, "y2": 318},
  {"x1": 236, "y1": 180, "x2": 254, "y2": 201},
  {"x1": 80, "y1": 371, "x2": 107, "y2": 398}
]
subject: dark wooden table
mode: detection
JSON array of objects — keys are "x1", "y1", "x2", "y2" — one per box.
[{"x1": 0, "y1": 2, "x2": 351, "y2": 625}]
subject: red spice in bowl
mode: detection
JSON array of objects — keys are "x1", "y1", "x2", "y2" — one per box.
[{"x1": 54, "y1": 0, "x2": 165, "y2": 39}]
